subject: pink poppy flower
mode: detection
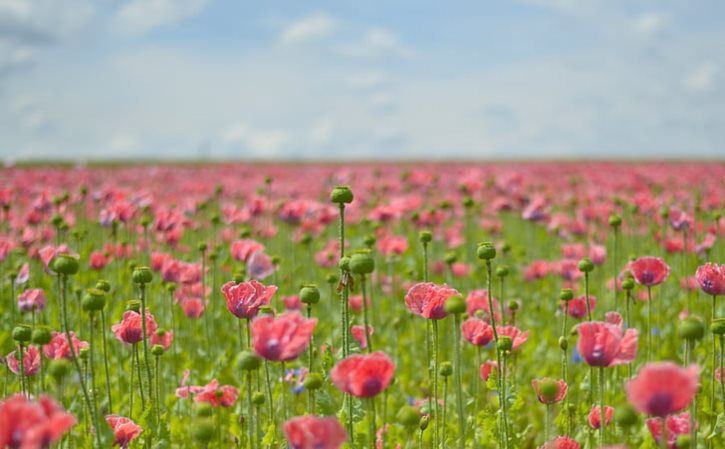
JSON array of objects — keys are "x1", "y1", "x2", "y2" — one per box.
[
  {"x1": 630, "y1": 257, "x2": 670, "y2": 286},
  {"x1": 331, "y1": 351, "x2": 395, "y2": 398},
  {"x1": 576, "y1": 321, "x2": 638, "y2": 367},
  {"x1": 497, "y1": 326, "x2": 529, "y2": 350},
  {"x1": 461, "y1": 318, "x2": 494, "y2": 347},
  {"x1": 537, "y1": 436, "x2": 581, "y2": 449},
  {"x1": 0, "y1": 394, "x2": 76, "y2": 449},
  {"x1": 6, "y1": 345, "x2": 41, "y2": 376},
  {"x1": 88, "y1": 251, "x2": 109, "y2": 270},
  {"x1": 523, "y1": 260, "x2": 551, "y2": 281},
  {"x1": 646, "y1": 412, "x2": 690, "y2": 449},
  {"x1": 193, "y1": 379, "x2": 239, "y2": 407},
  {"x1": 251, "y1": 312, "x2": 317, "y2": 362},
  {"x1": 230, "y1": 239, "x2": 265, "y2": 263},
  {"x1": 283, "y1": 416, "x2": 347, "y2": 449},
  {"x1": 247, "y1": 251, "x2": 276, "y2": 280},
  {"x1": 106, "y1": 415, "x2": 143, "y2": 449},
  {"x1": 15, "y1": 263, "x2": 29, "y2": 285},
  {"x1": 695, "y1": 263, "x2": 725, "y2": 296},
  {"x1": 43, "y1": 332, "x2": 89, "y2": 360},
  {"x1": 221, "y1": 280, "x2": 277, "y2": 320},
  {"x1": 404, "y1": 282, "x2": 460, "y2": 320},
  {"x1": 450, "y1": 262, "x2": 470, "y2": 277},
  {"x1": 150, "y1": 330, "x2": 173, "y2": 351},
  {"x1": 531, "y1": 378, "x2": 568, "y2": 404},
  {"x1": 588, "y1": 405, "x2": 614, "y2": 429},
  {"x1": 17, "y1": 289, "x2": 46, "y2": 313},
  {"x1": 351, "y1": 325, "x2": 374, "y2": 349},
  {"x1": 180, "y1": 297, "x2": 205, "y2": 319},
  {"x1": 563, "y1": 295, "x2": 597, "y2": 319},
  {"x1": 282, "y1": 295, "x2": 302, "y2": 310},
  {"x1": 377, "y1": 235, "x2": 408, "y2": 257},
  {"x1": 625, "y1": 362, "x2": 698, "y2": 417},
  {"x1": 111, "y1": 309, "x2": 158, "y2": 344},
  {"x1": 480, "y1": 360, "x2": 498, "y2": 381}
]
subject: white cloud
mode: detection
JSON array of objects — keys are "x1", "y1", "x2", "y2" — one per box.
[
  {"x1": 114, "y1": 0, "x2": 209, "y2": 35},
  {"x1": 279, "y1": 13, "x2": 337, "y2": 45},
  {"x1": 0, "y1": 0, "x2": 94, "y2": 42},
  {"x1": 222, "y1": 122, "x2": 289, "y2": 156},
  {"x1": 632, "y1": 12, "x2": 669, "y2": 38},
  {"x1": 108, "y1": 133, "x2": 141, "y2": 154},
  {"x1": 336, "y1": 27, "x2": 411, "y2": 59},
  {"x1": 685, "y1": 62, "x2": 717, "y2": 92},
  {"x1": 308, "y1": 118, "x2": 334, "y2": 147}
]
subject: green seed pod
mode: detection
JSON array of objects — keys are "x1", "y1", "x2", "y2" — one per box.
[
  {"x1": 614, "y1": 404, "x2": 638, "y2": 427},
  {"x1": 303, "y1": 372, "x2": 324, "y2": 390},
  {"x1": 191, "y1": 419, "x2": 215, "y2": 444},
  {"x1": 252, "y1": 392, "x2": 265, "y2": 405},
  {"x1": 443, "y1": 296, "x2": 466, "y2": 315},
  {"x1": 82, "y1": 288, "x2": 106, "y2": 312},
  {"x1": 165, "y1": 283, "x2": 177, "y2": 294},
  {"x1": 238, "y1": 351, "x2": 262, "y2": 371},
  {"x1": 132, "y1": 267, "x2": 153, "y2": 284},
  {"x1": 419, "y1": 415, "x2": 430, "y2": 431},
  {"x1": 12, "y1": 325, "x2": 32, "y2": 343},
  {"x1": 558, "y1": 336, "x2": 568, "y2": 351},
  {"x1": 398, "y1": 406, "x2": 421, "y2": 428},
  {"x1": 501, "y1": 242, "x2": 511, "y2": 254},
  {"x1": 578, "y1": 258, "x2": 594, "y2": 273},
  {"x1": 151, "y1": 344, "x2": 165, "y2": 356},
  {"x1": 495, "y1": 265, "x2": 509, "y2": 278},
  {"x1": 444, "y1": 251, "x2": 457, "y2": 265},
  {"x1": 51, "y1": 214, "x2": 64, "y2": 227},
  {"x1": 300, "y1": 234, "x2": 313, "y2": 245},
  {"x1": 507, "y1": 300, "x2": 519, "y2": 311},
  {"x1": 349, "y1": 250, "x2": 375, "y2": 275},
  {"x1": 338, "y1": 256, "x2": 351, "y2": 272},
  {"x1": 363, "y1": 235, "x2": 376, "y2": 248},
  {"x1": 233, "y1": 272, "x2": 245, "y2": 284},
  {"x1": 621, "y1": 278, "x2": 635, "y2": 291},
  {"x1": 95, "y1": 280, "x2": 111, "y2": 292},
  {"x1": 79, "y1": 347, "x2": 89, "y2": 361},
  {"x1": 608, "y1": 214, "x2": 622, "y2": 227},
  {"x1": 330, "y1": 186, "x2": 354, "y2": 205},
  {"x1": 538, "y1": 379, "x2": 560, "y2": 402},
  {"x1": 678, "y1": 316, "x2": 705, "y2": 341},
  {"x1": 419, "y1": 231, "x2": 433, "y2": 244},
  {"x1": 659, "y1": 206, "x2": 669, "y2": 219},
  {"x1": 463, "y1": 197, "x2": 474, "y2": 209},
  {"x1": 497, "y1": 335, "x2": 513, "y2": 351},
  {"x1": 31, "y1": 327, "x2": 52, "y2": 345},
  {"x1": 197, "y1": 242, "x2": 208, "y2": 252},
  {"x1": 676, "y1": 435, "x2": 692, "y2": 449},
  {"x1": 126, "y1": 299, "x2": 141, "y2": 312},
  {"x1": 711, "y1": 318, "x2": 725, "y2": 335},
  {"x1": 208, "y1": 251, "x2": 218, "y2": 262},
  {"x1": 438, "y1": 361, "x2": 453, "y2": 377},
  {"x1": 559, "y1": 288, "x2": 574, "y2": 302},
  {"x1": 52, "y1": 254, "x2": 79, "y2": 275},
  {"x1": 477, "y1": 242, "x2": 496, "y2": 260},
  {"x1": 48, "y1": 359, "x2": 71, "y2": 381},
  {"x1": 299, "y1": 284, "x2": 320, "y2": 305},
  {"x1": 326, "y1": 274, "x2": 338, "y2": 285}
]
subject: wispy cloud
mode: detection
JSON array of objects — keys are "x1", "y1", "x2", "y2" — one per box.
[
  {"x1": 114, "y1": 0, "x2": 209, "y2": 35},
  {"x1": 278, "y1": 13, "x2": 337, "y2": 45},
  {"x1": 336, "y1": 28, "x2": 411, "y2": 60},
  {"x1": 685, "y1": 62, "x2": 717, "y2": 92}
]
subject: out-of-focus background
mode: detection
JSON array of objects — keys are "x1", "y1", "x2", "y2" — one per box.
[{"x1": 0, "y1": 0, "x2": 723, "y2": 162}]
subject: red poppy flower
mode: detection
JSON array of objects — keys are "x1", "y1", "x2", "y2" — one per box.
[
  {"x1": 531, "y1": 378, "x2": 568, "y2": 404},
  {"x1": 230, "y1": 239, "x2": 265, "y2": 263},
  {"x1": 465, "y1": 289, "x2": 500, "y2": 323},
  {"x1": 330, "y1": 351, "x2": 395, "y2": 398},
  {"x1": 479, "y1": 360, "x2": 498, "y2": 381},
  {"x1": 497, "y1": 326, "x2": 529, "y2": 350},
  {"x1": 221, "y1": 280, "x2": 277, "y2": 320},
  {"x1": 17, "y1": 289, "x2": 46, "y2": 313},
  {"x1": 404, "y1": 282, "x2": 460, "y2": 320},
  {"x1": 7, "y1": 345, "x2": 41, "y2": 376},
  {"x1": 351, "y1": 325, "x2": 374, "y2": 350},
  {"x1": 461, "y1": 318, "x2": 494, "y2": 347},
  {"x1": 646, "y1": 412, "x2": 690, "y2": 449},
  {"x1": 43, "y1": 332, "x2": 89, "y2": 360},
  {"x1": 111, "y1": 309, "x2": 158, "y2": 344},
  {"x1": 251, "y1": 311, "x2": 316, "y2": 362},
  {"x1": 630, "y1": 257, "x2": 670, "y2": 286},
  {"x1": 537, "y1": 436, "x2": 581, "y2": 449},
  {"x1": 283, "y1": 416, "x2": 347, "y2": 449},
  {"x1": 563, "y1": 295, "x2": 596, "y2": 319},
  {"x1": 193, "y1": 379, "x2": 239, "y2": 407},
  {"x1": 588, "y1": 405, "x2": 614, "y2": 429},
  {"x1": 625, "y1": 362, "x2": 698, "y2": 417},
  {"x1": 576, "y1": 321, "x2": 638, "y2": 367},
  {"x1": 0, "y1": 394, "x2": 76, "y2": 449},
  {"x1": 106, "y1": 415, "x2": 143, "y2": 449},
  {"x1": 695, "y1": 263, "x2": 725, "y2": 296}
]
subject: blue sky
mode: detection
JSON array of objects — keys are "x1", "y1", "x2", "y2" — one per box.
[{"x1": 0, "y1": 0, "x2": 723, "y2": 161}]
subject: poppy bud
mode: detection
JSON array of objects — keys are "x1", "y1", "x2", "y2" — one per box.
[
  {"x1": 300, "y1": 234, "x2": 313, "y2": 245},
  {"x1": 559, "y1": 289, "x2": 574, "y2": 301},
  {"x1": 419, "y1": 415, "x2": 430, "y2": 431},
  {"x1": 443, "y1": 296, "x2": 466, "y2": 315},
  {"x1": 558, "y1": 336, "x2": 568, "y2": 350},
  {"x1": 166, "y1": 283, "x2": 177, "y2": 294},
  {"x1": 151, "y1": 344, "x2": 165, "y2": 356},
  {"x1": 12, "y1": 325, "x2": 32, "y2": 343},
  {"x1": 463, "y1": 197, "x2": 474, "y2": 209},
  {"x1": 614, "y1": 404, "x2": 638, "y2": 427},
  {"x1": 208, "y1": 251, "x2": 218, "y2": 262},
  {"x1": 191, "y1": 419, "x2": 214, "y2": 444},
  {"x1": 126, "y1": 300, "x2": 141, "y2": 312},
  {"x1": 508, "y1": 300, "x2": 519, "y2": 311},
  {"x1": 501, "y1": 242, "x2": 511, "y2": 254},
  {"x1": 330, "y1": 186, "x2": 354, "y2": 205},
  {"x1": 48, "y1": 359, "x2": 71, "y2": 381},
  {"x1": 477, "y1": 242, "x2": 496, "y2": 260},
  {"x1": 608, "y1": 214, "x2": 622, "y2": 227},
  {"x1": 398, "y1": 406, "x2": 420, "y2": 428},
  {"x1": 363, "y1": 235, "x2": 376, "y2": 248},
  {"x1": 197, "y1": 242, "x2": 208, "y2": 252},
  {"x1": 32, "y1": 327, "x2": 52, "y2": 345},
  {"x1": 128, "y1": 261, "x2": 137, "y2": 272},
  {"x1": 538, "y1": 379, "x2": 560, "y2": 402},
  {"x1": 659, "y1": 206, "x2": 669, "y2": 219},
  {"x1": 303, "y1": 372, "x2": 324, "y2": 390},
  {"x1": 326, "y1": 274, "x2": 338, "y2": 285},
  {"x1": 79, "y1": 347, "x2": 89, "y2": 361},
  {"x1": 52, "y1": 254, "x2": 79, "y2": 275},
  {"x1": 299, "y1": 284, "x2": 320, "y2": 305},
  {"x1": 676, "y1": 435, "x2": 692, "y2": 449},
  {"x1": 132, "y1": 267, "x2": 153, "y2": 284},
  {"x1": 439, "y1": 361, "x2": 453, "y2": 377},
  {"x1": 51, "y1": 214, "x2": 64, "y2": 227},
  {"x1": 338, "y1": 256, "x2": 351, "y2": 272},
  {"x1": 233, "y1": 273, "x2": 245, "y2": 284},
  {"x1": 495, "y1": 265, "x2": 509, "y2": 278},
  {"x1": 252, "y1": 392, "x2": 265, "y2": 405},
  {"x1": 349, "y1": 251, "x2": 375, "y2": 275},
  {"x1": 578, "y1": 258, "x2": 594, "y2": 273},
  {"x1": 238, "y1": 351, "x2": 262, "y2": 371},
  {"x1": 82, "y1": 288, "x2": 106, "y2": 312},
  {"x1": 96, "y1": 280, "x2": 111, "y2": 292},
  {"x1": 711, "y1": 318, "x2": 725, "y2": 335},
  {"x1": 497, "y1": 336, "x2": 513, "y2": 351},
  {"x1": 419, "y1": 231, "x2": 432, "y2": 244},
  {"x1": 678, "y1": 316, "x2": 705, "y2": 340}
]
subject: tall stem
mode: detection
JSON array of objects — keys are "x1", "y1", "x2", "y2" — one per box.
[
  {"x1": 647, "y1": 286, "x2": 653, "y2": 361},
  {"x1": 432, "y1": 319, "x2": 440, "y2": 449},
  {"x1": 139, "y1": 284, "x2": 154, "y2": 410},
  {"x1": 101, "y1": 309, "x2": 113, "y2": 414},
  {"x1": 599, "y1": 366, "x2": 606, "y2": 448},
  {"x1": 453, "y1": 313, "x2": 465, "y2": 449},
  {"x1": 361, "y1": 275, "x2": 372, "y2": 352}
]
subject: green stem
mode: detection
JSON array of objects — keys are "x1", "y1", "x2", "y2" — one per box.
[
  {"x1": 453, "y1": 313, "x2": 465, "y2": 449},
  {"x1": 361, "y1": 275, "x2": 372, "y2": 352},
  {"x1": 367, "y1": 398, "x2": 376, "y2": 449},
  {"x1": 599, "y1": 366, "x2": 606, "y2": 448},
  {"x1": 647, "y1": 286, "x2": 653, "y2": 361},
  {"x1": 139, "y1": 284, "x2": 154, "y2": 412},
  {"x1": 101, "y1": 309, "x2": 113, "y2": 414},
  {"x1": 433, "y1": 319, "x2": 440, "y2": 449}
]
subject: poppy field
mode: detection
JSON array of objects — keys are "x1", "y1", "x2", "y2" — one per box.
[{"x1": 0, "y1": 161, "x2": 723, "y2": 449}]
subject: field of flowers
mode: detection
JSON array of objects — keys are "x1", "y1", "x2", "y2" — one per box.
[{"x1": 0, "y1": 162, "x2": 723, "y2": 449}]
